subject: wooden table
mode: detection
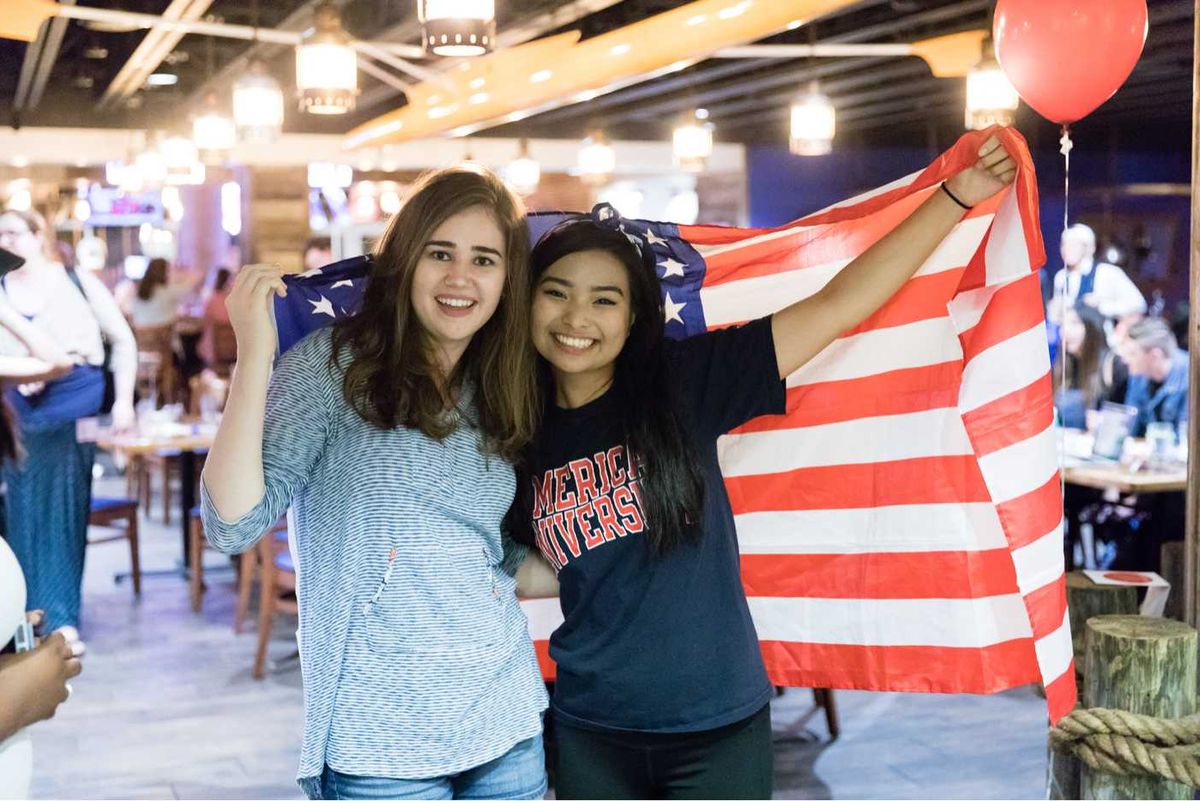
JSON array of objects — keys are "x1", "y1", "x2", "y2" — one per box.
[
  {"x1": 97, "y1": 425, "x2": 216, "y2": 568},
  {"x1": 1063, "y1": 462, "x2": 1188, "y2": 494}
]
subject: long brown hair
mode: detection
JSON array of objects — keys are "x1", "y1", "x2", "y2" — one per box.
[
  {"x1": 137, "y1": 258, "x2": 169, "y2": 301},
  {"x1": 1053, "y1": 303, "x2": 1107, "y2": 408},
  {"x1": 330, "y1": 165, "x2": 536, "y2": 461}
]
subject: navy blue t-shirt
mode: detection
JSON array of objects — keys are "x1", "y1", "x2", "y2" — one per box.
[{"x1": 525, "y1": 316, "x2": 786, "y2": 733}]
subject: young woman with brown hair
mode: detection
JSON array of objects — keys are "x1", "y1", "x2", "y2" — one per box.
[{"x1": 201, "y1": 166, "x2": 548, "y2": 800}]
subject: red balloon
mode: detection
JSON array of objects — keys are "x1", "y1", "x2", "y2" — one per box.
[{"x1": 993, "y1": 0, "x2": 1148, "y2": 124}]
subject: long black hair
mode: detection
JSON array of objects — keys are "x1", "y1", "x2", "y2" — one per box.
[{"x1": 523, "y1": 216, "x2": 705, "y2": 556}]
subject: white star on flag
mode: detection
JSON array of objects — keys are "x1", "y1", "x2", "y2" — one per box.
[
  {"x1": 659, "y1": 257, "x2": 686, "y2": 278},
  {"x1": 309, "y1": 294, "x2": 337, "y2": 318},
  {"x1": 645, "y1": 230, "x2": 667, "y2": 247},
  {"x1": 299, "y1": 266, "x2": 324, "y2": 279},
  {"x1": 331, "y1": 280, "x2": 354, "y2": 289},
  {"x1": 663, "y1": 292, "x2": 686, "y2": 325}
]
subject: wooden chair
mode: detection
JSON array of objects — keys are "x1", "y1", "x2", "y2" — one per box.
[
  {"x1": 87, "y1": 497, "x2": 141, "y2": 596},
  {"x1": 134, "y1": 324, "x2": 178, "y2": 405},
  {"x1": 813, "y1": 688, "x2": 840, "y2": 740},
  {"x1": 189, "y1": 510, "x2": 285, "y2": 637},
  {"x1": 208, "y1": 323, "x2": 238, "y2": 377},
  {"x1": 253, "y1": 530, "x2": 297, "y2": 679},
  {"x1": 775, "y1": 686, "x2": 840, "y2": 740}
]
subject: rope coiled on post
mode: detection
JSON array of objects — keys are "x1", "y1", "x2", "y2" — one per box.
[{"x1": 1050, "y1": 707, "x2": 1200, "y2": 786}]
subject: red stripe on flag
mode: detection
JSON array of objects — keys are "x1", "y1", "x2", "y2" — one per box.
[
  {"x1": 844, "y1": 271, "x2": 966, "y2": 336},
  {"x1": 959, "y1": 274, "x2": 1046, "y2": 362},
  {"x1": 725, "y1": 456, "x2": 992, "y2": 515},
  {"x1": 534, "y1": 639, "x2": 557, "y2": 681},
  {"x1": 962, "y1": 373, "x2": 1054, "y2": 455},
  {"x1": 740, "y1": 549, "x2": 1020, "y2": 600},
  {"x1": 1044, "y1": 663, "x2": 1078, "y2": 724},
  {"x1": 758, "y1": 638, "x2": 1042, "y2": 694},
  {"x1": 735, "y1": 362, "x2": 962, "y2": 432},
  {"x1": 694, "y1": 194, "x2": 927, "y2": 286},
  {"x1": 1021, "y1": 575, "x2": 1069, "y2": 642},
  {"x1": 994, "y1": 473, "x2": 1064, "y2": 551},
  {"x1": 708, "y1": 272, "x2": 969, "y2": 335}
]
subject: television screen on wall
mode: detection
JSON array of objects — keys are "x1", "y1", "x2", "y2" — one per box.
[{"x1": 87, "y1": 186, "x2": 164, "y2": 227}]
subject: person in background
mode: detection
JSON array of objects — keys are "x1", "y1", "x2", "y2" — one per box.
[
  {"x1": 1119, "y1": 317, "x2": 1188, "y2": 437},
  {"x1": 128, "y1": 257, "x2": 202, "y2": 328},
  {"x1": 197, "y1": 267, "x2": 234, "y2": 369},
  {"x1": 0, "y1": 209, "x2": 137, "y2": 648},
  {"x1": 0, "y1": 246, "x2": 83, "y2": 800},
  {"x1": 302, "y1": 236, "x2": 333, "y2": 274},
  {"x1": 1052, "y1": 224, "x2": 1146, "y2": 323},
  {"x1": 1052, "y1": 303, "x2": 1124, "y2": 430}
]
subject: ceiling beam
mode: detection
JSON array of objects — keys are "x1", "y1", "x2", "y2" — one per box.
[
  {"x1": 182, "y1": 0, "x2": 326, "y2": 107},
  {"x1": 624, "y1": 58, "x2": 930, "y2": 124},
  {"x1": 715, "y1": 73, "x2": 947, "y2": 129},
  {"x1": 97, "y1": 0, "x2": 216, "y2": 111},
  {"x1": 14, "y1": 0, "x2": 73, "y2": 111},
  {"x1": 523, "y1": 0, "x2": 994, "y2": 129},
  {"x1": 353, "y1": 0, "x2": 631, "y2": 114}
]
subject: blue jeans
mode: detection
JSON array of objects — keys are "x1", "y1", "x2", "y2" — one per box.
[{"x1": 319, "y1": 734, "x2": 546, "y2": 800}]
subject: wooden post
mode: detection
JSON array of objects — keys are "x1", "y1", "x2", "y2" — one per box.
[
  {"x1": 1161, "y1": 540, "x2": 1186, "y2": 620},
  {"x1": 1080, "y1": 616, "x2": 1197, "y2": 800},
  {"x1": 1065, "y1": 572, "x2": 1138, "y2": 671},
  {"x1": 1051, "y1": 574, "x2": 1140, "y2": 799},
  {"x1": 1185, "y1": 0, "x2": 1200, "y2": 628}
]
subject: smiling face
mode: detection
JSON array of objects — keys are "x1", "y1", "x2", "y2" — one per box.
[
  {"x1": 409, "y1": 205, "x2": 508, "y2": 369},
  {"x1": 531, "y1": 249, "x2": 633, "y2": 394}
]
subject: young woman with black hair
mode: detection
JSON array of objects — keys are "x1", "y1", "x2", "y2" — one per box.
[{"x1": 512, "y1": 135, "x2": 1018, "y2": 799}]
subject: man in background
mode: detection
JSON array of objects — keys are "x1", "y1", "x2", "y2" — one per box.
[
  {"x1": 1119, "y1": 317, "x2": 1188, "y2": 438},
  {"x1": 1053, "y1": 224, "x2": 1146, "y2": 321}
]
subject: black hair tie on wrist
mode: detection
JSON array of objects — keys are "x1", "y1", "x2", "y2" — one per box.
[{"x1": 940, "y1": 181, "x2": 972, "y2": 210}]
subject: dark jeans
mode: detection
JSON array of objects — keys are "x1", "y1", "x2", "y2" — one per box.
[{"x1": 554, "y1": 704, "x2": 772, "y2": 800}]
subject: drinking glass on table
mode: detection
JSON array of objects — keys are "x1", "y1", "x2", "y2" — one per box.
[
  {"x1": 1146, "y1": 421, "x2": 1176, "y2": 469},
  {"x1": 1092, "y1": 402, "x2": 1138, "y2": 461}
]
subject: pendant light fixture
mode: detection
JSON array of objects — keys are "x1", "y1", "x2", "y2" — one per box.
[
  {"x1": 193, "y1": 92, "x2": 237, "y2": 164},
  {"x1": 234, "y1": 3, "x2": 284, "y2": 141},
  {"x1": 504, "y1": 139, "x2": 541, "y2": 196},
  {"x1": 419, "y1": 0, "x2": 495, "y2": 57},
  {"x1": 296, "y1": 2, "x2": 358, "y2": 114},
  {"x1": 233, "y1": 60, "x2": 285, "y2": 142},
  {"x1": 965, "y1": 36, "x2": 1019, "y2": 131},
  {"x1": 790, "y1": 81, "x2": 835, "y2": 156},
  {"x1": 672, "y1": 110, "x2": 713, "y2": 173},
  {"x1": 577, "y1": 132, "x2": 616, "y2": 186}
]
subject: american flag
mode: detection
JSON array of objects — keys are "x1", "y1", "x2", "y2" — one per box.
[{"x1": 275, "y1": 127, "x2": 1073, "y2": 723}]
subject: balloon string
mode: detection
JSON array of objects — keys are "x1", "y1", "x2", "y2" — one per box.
[
  {"x1": 1060, "y1": 125, "x2": 1073, "y2": 233},
  {"x1": 1055, "y1": 124, "x2": 1074, "y2": 529}
]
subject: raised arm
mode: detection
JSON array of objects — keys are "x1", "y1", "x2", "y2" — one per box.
[
  {"x1": 201, "y1": 264, "x2": 287, "y2": 522},
  {"x1": 77, "y1": 272, "x2": 137, "y2": 429},
  {"x1": 771, "y1": 134, "x2": 1018, "y2": 379}
]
